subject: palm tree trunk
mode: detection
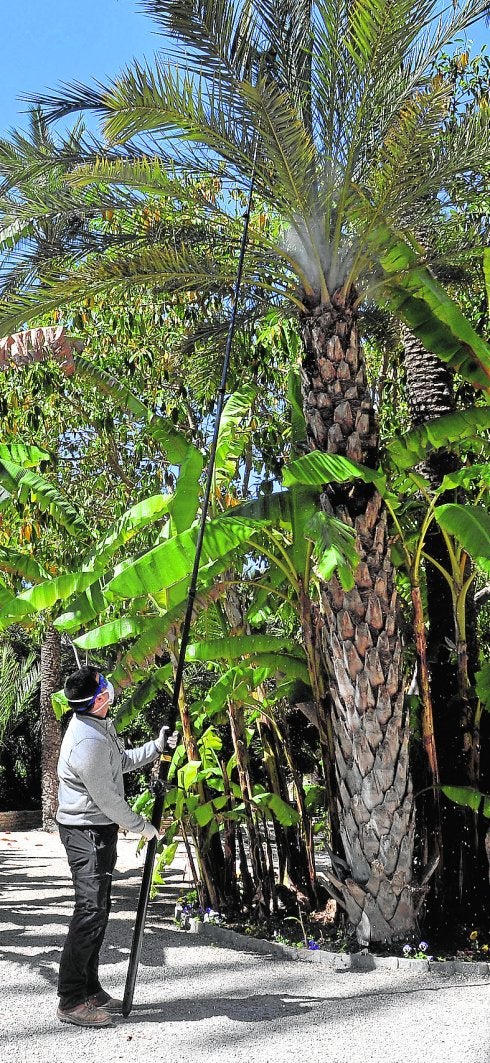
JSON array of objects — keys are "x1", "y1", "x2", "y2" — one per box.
[
  {"x1": 299, "y1": 290, "x2": 416, "y2": 943},
  {"x1": 40, "y1": 626, "x2": 62, "y2": 831}
]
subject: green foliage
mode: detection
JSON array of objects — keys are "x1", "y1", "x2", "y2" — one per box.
[
  {"x1": 107, "y1": 515, "x2": 263, "y2": 599},
  {"x1": 283, "y1": 451, "x2": 386, "y2": 491},
  {"x1": 386, "y1": 406, "x2": 490, "y2": 471},
  {"x1": 377, "y1": 229, "x2": 490, "y2": 390},
  {"x1": 442, "y1": 785, "x2": 490, "y2": 818},
  {"x1": 0, "y1": 640, "x2": 40, "y2": 746},
  {"x1": 0, "y1": 458, "x2": 90, "y2": 538},
  {"x1": 305, "y1": 512, "x2": 359, "y2": 590},
  {"x1": 434, "y1": 504, "x2": 490, "y2": 576},
  {"x1": 475, "y1": 662, "x2": 490, "y2": 710}
]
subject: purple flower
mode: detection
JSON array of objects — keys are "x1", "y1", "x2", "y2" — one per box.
[
  {"x1": 418, "y1": 941, "x2": 428, "y2": 951},
  {"x1": 308, "y1": 940, "x2": 320, "y2": 950},
  {"x1": 402, "y1": 944, "x2": 412, "y2": 954}
]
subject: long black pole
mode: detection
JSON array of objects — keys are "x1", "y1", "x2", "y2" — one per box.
[{"x1": 122, "y1": 148, "x2": 258, "y2": 1018}]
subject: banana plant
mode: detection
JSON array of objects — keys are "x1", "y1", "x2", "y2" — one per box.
[{"x1": 283, "y1": 404, "x2": 490, "y2": 794}]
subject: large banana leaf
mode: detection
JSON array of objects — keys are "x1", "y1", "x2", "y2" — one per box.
[
  {"x1": 0, "y1": 576, "x2": 30, "y2": 622},
  {"x1": 74, "y1": 613, "x2": 161, "y2": 650},
  {"x1": 194, "y1": 657, "x2": 310, "y2": 724},
  {"x1": 232, "y1": 486, "x2": 319, "y2": 578},
  {"x1": 387, "y1": 407, "x2": 490, "y2": 472},
  {"x1": 0, "y1": 444, "x2": 50, "y2": 467},
  {"x1": 306, "y1": 511, "x2": 359, "y2": 589},
  {"x1": 251, "y1": 790, "x2": 300, "y2": 827},
  {"x1": 111, "y1": 606, "x2": 185, "y2": 684},
  {"x1": 107, "y1": 515, "x2": 262, "y2": 599},
  {"x1": 245, "y1": 566, "x2": 290, "y2": 624},
  {"x1": 169, "y1": 446, "x2": 203, "y2": 534},
  {"x1": 16, "y1": 569, "x2": 104, "y2": 614},
  {"x1": 0, "y1": 547, "x2": 48, "y2": 584},
  {"x1": 196, "y1": 662, "x2": 274, "y2": 719},
  {"x1": 82, "y1": 493, "x2": 175, "y2": 569},
  {"x1": 376, "y1": 228, "x2": 490, "y2": 392},
  {"x1": 439, "y1": 464, "x2": 490, "y2": 494},
  {"x1": 185, "y1": 633, "x2": 303, "y2": 662},
  {"x1": 54, "y1": 578, "x2": 112, "y2": 632},
  {"x1": 0, "y1": 459, "x2": 90, "y2": 537},
  {"x1": 113, "y1": 663, "x2": 174, "y2": 730},
  {"x1": 242, "y1": 652, "x2": 309, "y2": 683},
  {"x1": 0, "y1": 569, "x2": 104, "y2": 628},
  {"x1": 283, "y1": 451, "x2": 386, "y2": 491},
  {"x1": 214, "y1": 384, "x2": 257, "y2": 486},
  {"x1": 434, "y1": 504, "x2": 490, "y2": 575}
]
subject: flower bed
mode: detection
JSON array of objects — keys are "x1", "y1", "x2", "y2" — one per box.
[{"x1": 173, "y1": 889, "x2": 490, "y2": 966}]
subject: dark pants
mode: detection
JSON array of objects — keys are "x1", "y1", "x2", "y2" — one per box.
[{"x1": 58, "y1": 823, "x2": 118, "y2": 1009}]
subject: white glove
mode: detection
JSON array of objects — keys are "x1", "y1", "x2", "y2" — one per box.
[
  {"x1": 140, "y1": 821, "x2": 159, "y2": 841},
  {"x1": 155, "y1": 727, "x2": 179, "y2": 753}
]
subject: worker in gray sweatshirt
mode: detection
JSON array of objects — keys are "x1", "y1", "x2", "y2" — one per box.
[{"x1": 56, "y1": 664, "x2": 173, "y2": 1028}]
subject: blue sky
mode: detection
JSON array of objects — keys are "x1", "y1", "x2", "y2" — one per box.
[
  {"x1": 0, "y1": 0, "x2": 162, "y2": 134},
  {"x1": 1, "y1": 1, "x2": 488, "y2": 136}
]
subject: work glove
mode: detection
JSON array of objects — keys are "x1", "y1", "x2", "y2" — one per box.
[
  {"x1": 155, "y1": 727, "x2": 179, "y2": 753},
  {"x1": 140, "y1": 821, "x2": 159, "y2": 842}
]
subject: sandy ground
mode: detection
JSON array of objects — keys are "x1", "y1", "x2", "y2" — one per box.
[{"x1": 1, "y1": 829, "x2": 489, "y2": 1063}]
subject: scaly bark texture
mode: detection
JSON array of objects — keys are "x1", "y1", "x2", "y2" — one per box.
[
  {"x1": 300, "y1": 291, "x2": 416, "y2": 943},
  {"x1": 40, "y1": 627, "x2": 62, "y2": 831}
]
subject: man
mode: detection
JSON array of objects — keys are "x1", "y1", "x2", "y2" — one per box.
[{"x1": 56, "y1": 665, "x2": 172, "y2": 1028}]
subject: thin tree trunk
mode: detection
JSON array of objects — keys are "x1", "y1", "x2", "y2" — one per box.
[
  {"x1": 40, "y1": 626, "x2": 62, "y2": 831},
  {"x1": 300, "y1": 290, "x2": 416, "y2": 943},
  {"x1": 402, "y1": 329, "x2": 490, "y2": 933}
]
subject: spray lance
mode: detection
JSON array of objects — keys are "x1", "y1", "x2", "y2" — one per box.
[{"x1": 122, "y1": 142, "x2": 259, "y2": 1018}]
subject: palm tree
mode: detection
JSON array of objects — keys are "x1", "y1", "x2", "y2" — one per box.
[{"x1": 1, "y1": 0, "x2": 490, "y2": 942}]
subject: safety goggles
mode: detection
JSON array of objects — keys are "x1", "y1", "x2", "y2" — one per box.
[{"x1": 69, "y1": 673, "x2": 108, "y2": 709}]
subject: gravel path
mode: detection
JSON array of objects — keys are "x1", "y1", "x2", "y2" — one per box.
[{"x1": 1, "y1": 829, "x2": 488, "y2": 1063}]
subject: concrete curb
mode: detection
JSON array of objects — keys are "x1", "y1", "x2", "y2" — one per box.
[{"x1": 187, "y1": 919, "x2": 490, "y2": 978}]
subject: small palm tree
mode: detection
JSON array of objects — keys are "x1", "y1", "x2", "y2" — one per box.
[
  {"x1": 1, "y1": 0, "x2": 489, "y2": 941},
  {"x1": 0, "y1": 640, "x2": 39, "y2": 747}
]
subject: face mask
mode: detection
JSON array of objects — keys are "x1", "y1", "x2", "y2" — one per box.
[{"x1": 106, "y1": 680, "x2": 115, "y2": 706}]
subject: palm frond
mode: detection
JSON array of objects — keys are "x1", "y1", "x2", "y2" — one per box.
[
  {"x1": 142, "y1": 0, "x2": 264, "y2": 81},
  {"x1": 0, "y1": 642, "x2": 39, "y2": 745}
]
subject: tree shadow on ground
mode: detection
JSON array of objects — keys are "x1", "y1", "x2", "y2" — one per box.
[{"x1": 125, "y1": 993, "x2": 328, "y2": 1023}]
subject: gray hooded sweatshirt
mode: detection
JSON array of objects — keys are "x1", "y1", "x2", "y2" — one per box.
[{"x1": 57, "y1": 712, "x2": 159, "y2": 833}]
